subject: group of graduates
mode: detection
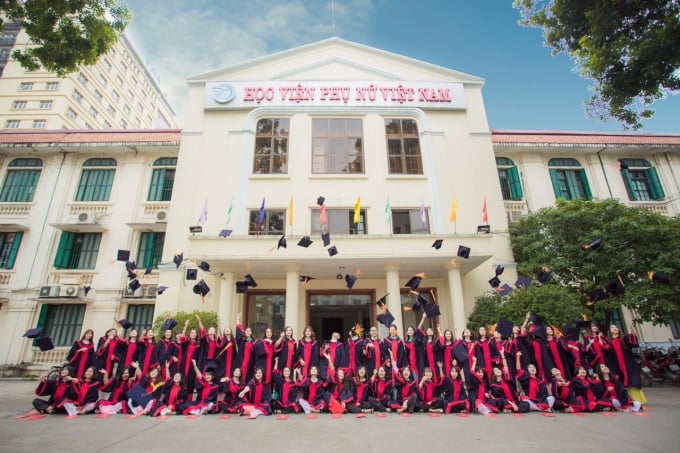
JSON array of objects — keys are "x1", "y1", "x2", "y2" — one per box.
[{"x1": 32, "y1": 311, "x2": 643, "y2": 419}]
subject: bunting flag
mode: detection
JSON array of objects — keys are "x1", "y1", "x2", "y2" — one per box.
[
  {"x1": 450, "y1": 196, "x2": 458, "y2": 222},
  {"x1": 288, "y1": 197, "x2": 294, "y2": 226},
  {"x1": 319, "y1": 203, "x2": 327, "y2": 225},
  {"x1": 197, "y1": 198, "x2": 208, "y2": 225},
  {"x1": 257, "y1": 198, "x2": 266, "y2": 225},
  {"x1": 226, "y1": 198, "x2": 234, "y2": 225},
  {"x1": 420, "y1": 197, "x2": 427, "y2": 224},
  {"x1": 385, "y1": 196, "x2": 392, "y2": 224},
  {"x1": 482, "y1": 195, "x2": 488, "y2": 223},
  {"x1": 353, "y1": 196, "x2": 361, "y2": 224}
]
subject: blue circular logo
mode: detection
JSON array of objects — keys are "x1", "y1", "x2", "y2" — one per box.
[{"x1": 212, "y1": 83, "x2": 236, "y2": 104}]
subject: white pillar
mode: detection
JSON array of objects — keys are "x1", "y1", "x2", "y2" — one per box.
[
  {"x1": 446, "y1": 264, "x2": 467, "y2": 334},
  {"x1": 218, "y1": 271, "x2": 235, "y2": 326},
  {"x1": 384, "y1": 263, "x2": 403, "y2": 333},
  {"x1": 285, "y1": 264, "x2": 300, "y2": 335}
]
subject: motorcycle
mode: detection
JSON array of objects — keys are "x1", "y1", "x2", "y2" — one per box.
[{"x1": 638, "y1": 342, "x2": 680, "y2": 387}]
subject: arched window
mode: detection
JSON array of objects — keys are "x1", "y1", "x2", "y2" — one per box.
[
  {"x1": 618, "y1": 158, "x2": 665, "y2": 201},
  {"x1": 496, "y1": 157, "x2": 523, "y2": 201},
  {"x1": 548, "y1": 158, "x2": 592, "y2": 200},
  {"x1": 76, "y1": 158, "x2": 116, "y2": 201},
  {"x1": 148, "y1": 157, "x2": 177, "y2": 201},
  {"x1": 0, "y1": 157, "x2": 42, "y2": 202}
]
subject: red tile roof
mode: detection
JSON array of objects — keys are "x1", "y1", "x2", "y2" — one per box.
[
  {"x1": 491, "y1": 130, "x2": 680, "y2": 145},
  {"x1": 0, "y1": 129, "x2": 182, "y2": 145}
]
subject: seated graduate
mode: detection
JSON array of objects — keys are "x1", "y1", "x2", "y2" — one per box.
[{"x1": 33, "y1": 364, "x2": 78, "y2": 415}]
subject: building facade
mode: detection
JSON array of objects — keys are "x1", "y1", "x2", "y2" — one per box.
[{"x1": 0, "y1": 22, "x2": 177, "y2": 131}]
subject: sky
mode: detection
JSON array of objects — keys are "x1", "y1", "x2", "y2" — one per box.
[{"x1": 125, "y1": 0, "x2": 679, "y2": 133}]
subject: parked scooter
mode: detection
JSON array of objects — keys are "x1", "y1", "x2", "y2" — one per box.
[{"x1": 637, "y1": 340, "x2": 680, "y2": 387}]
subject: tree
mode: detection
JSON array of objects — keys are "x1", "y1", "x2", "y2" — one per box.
[
  {"x1": 514, "y1": 0, "x2": 680, "y2": 130},
  {"x1": 510, "y1": 198, "x2": 680, "y2": 326},
  {"x1": 0, "y1": 0, "x2": 132, "y2": 77},
  {"x1": 153, "y1": 310, "x2": 219, "y2": 336}
]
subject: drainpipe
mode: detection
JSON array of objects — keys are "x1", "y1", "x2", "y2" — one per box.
[{"x1": 596, "y1": 146, "x2": 613, "y2": 198}]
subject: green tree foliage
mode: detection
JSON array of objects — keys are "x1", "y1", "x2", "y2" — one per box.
[
  {"x1": 0, "y1": 0, "x2": 132, "y2": 77},
  {"x1": 152, "y1": 310, "x2": 219, "y2": 337},
  {"x1": 514, "y1": 0, "x2": 680, "y2": 130},
  {"x1": 467, "y1": 293, "x2": 501, "y2": 334},
  {"x1": 510, "y1": 198, "x2": 680, "y2": 325}
]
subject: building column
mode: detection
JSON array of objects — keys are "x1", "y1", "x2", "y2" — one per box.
[
  {"x1": 285, "y1": 264, "x2": 300, "y2": 335},
  {"x1": 218, "y1": 271, "x2": 235, "y2": 325},
  {"x1": 446, "y1": 264, "x2": 467, "y2": 334},
  {"x1": 384, "y1": 263, "x2": 403, "y2": 333}
]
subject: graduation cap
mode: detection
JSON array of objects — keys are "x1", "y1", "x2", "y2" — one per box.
[
  {"x1": 321, "y1": 232, "x2": 331, "y2": 247},
  {"x1": 23, "y1": 327, "x2": 43, "y2": 338},
  {"x1": 345, "y1": 274, "x2": 357, "y2": 290},
  {"x1": 411, "y1": 294, "x2": 428, "y2": 313},
  {"x1": 127, "y1": 268, "x2": 138, "y2": 280},
  {"x1": 529, "y1": 313, "x2": 544, "y2": 326},
  {"x1": 83, "y1": 286, "x2": 92, "y2": 297},
  {"x1": 496, "y1": 283, "x2": 512, "y2": 297},
  {"x1": 129, "y1": 384, "x2": 154, "y2": 407},
  {"x1": 350, "y1": 323, "x2": 365, "y2": 338},
  {"x1": 143, "y1": 267, "x2": 152, "y2": 276},
  {"x1": 186, "y1": 268, "x2": 198, "y2": 281},
  {"x1": 173, "y1": 252, "x2": 184, "y2": 269},
  {"x1": 457, "y1": 245, "x2": 471, "y2": 259},
  {"x1": 299, "y1": 275, "x2": 315, "y2": 284},
  {"x1": 587, "y1": 288, "x2": 608, "y2": 303},
  {"x1": 496, "y1": 318, "x2": 514, "y2": 337},
  {"x1": 316, "y1": 196, "x2": 326, "y2": 206},
  {"x1": 125, "y1": 260, "x2": 136, "y2": 271},
  {"x1": 575, "y1": 320, "x2": 591, "y2": 329},
  {"x1": 327, "y1": 246, "x2": 338, "y2": 257},
  {"x1": 161, "y1": 318, "x2": 178, "y2": 331},
  {"x1": 116, "y1": 318, "x2": 133, "y2": 329},
  {"x1": 156, "y1": 285, "x2": 168, "y2": 295},
  {"x1": 236, "y1": 281, "x2": 249, "y2": 293},
  {"x1": 128, "y1": 278, "x2": 141, "y2": 291},
  {"x1": 198, "y1": 261, "x2": 211, "y2": 272},
  {"x1": 423, "y1": 300, "x2": 441, "y2": 319},
  {"x1": 193, "y1": 279, "x2": 210, "y2": 297},
  {"x1": 244, "y1": 274, "x2": 258, "y2": 288},
  {"x1": 648, "y1": 271, "x2": 670, "y2": 285},
  {"x1": 537, "y1": 267, "x2": 552, "y2": 284},
  {"x1": 117, "y1": 249, "x2": 130, "y2": 262},
  {"x1": 375, "y1": 295, "x2": 395, "y2": 327},
  {"x1": 582, "y1": 239, "x2": 602, "y2": 251},
  {"x1": 488, "y1": 276, "x2": 501, "y2": 288},
  {"x1": 404, "y1": 273, "x2": 425, "y2": 291},
  {"x1": 277, "y1": 235, "x2": 287, "y2": 249},
  {"x1": 432, "y1": 239, "x2": 443, "y2": 250},
  {"x1": 515, "y1": 276, "x2": 531, "y2": 290},
  {"x1": 297, "y1": 236, "x2": 313, "y2": 248},
  {"x1": 606, "y1": 279, "x2": 625, "y2": 296},
  {"x1": 36, "y1": 337, "x2": 55, "y2": 352},
  {"x1": 218, "y1": 229, "x2": 233, "y2": 238},
  {"x1": 495, "y1": 265, "x2": 504, "y2": 276},
  {"x1": 452, "y1": 340, "x2": 469, "y2": 363},
  {"x1": 564, "y1": 327, "x2": 580, "y2": 342}
]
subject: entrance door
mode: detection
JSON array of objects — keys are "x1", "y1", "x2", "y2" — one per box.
[{"x1": 308, "y1": 293, "x2": 371, "y2": 341}]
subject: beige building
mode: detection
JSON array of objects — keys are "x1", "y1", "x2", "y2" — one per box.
[{"x1": 0, "y1": 23, "x2": 176, "y2": 131}]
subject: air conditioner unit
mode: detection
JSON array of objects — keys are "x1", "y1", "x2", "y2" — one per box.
[
  {"x1": 39, "y1": 286, "x2": 61, "y2": 298},
  {"x1": 156, "y1": 211, "x2": 168, "y2": 222},
  {"x1": 77, "y1": 212, "x2": 97, "y2": 223},
  {"x1": 507, "y1": 210, "x2": 524, "y2": 224},
  {"x1": 123, "y1": 286, "x2": 143, "y2": 298},
  {"x1": 60, "y1": 285, "x2": 80, "y2": 298},
  {"x1": 145, "y1": 284, "x2": 158, "y2": 298}
]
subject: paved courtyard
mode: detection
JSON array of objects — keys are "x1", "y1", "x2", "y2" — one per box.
[{"x1": 1, "y1": 379, "x2": 678, "y2": 453}]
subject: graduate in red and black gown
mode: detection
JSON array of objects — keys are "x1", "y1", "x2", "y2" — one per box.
[
  {"x1": 63, "y1": 366, "x2": 102, "y2": 416},
  {"x1": 94, "y1": 328, "x2": 119, "y2": 377},
  {"x1": 475, "y1": 326, "x2": 495, "y2": 382},
  {"x1": 584, "y1": 324, "x2": 609, "y2": 369},
  {"x1": 177, "y1": 325, "x2": 201, "y2": 399},
  {"x1": 362, "y1": 326, "x2": 384, "y2": 377},
  {"x1": 297, "y1": 326, "x2": 319, "y2": 379},
  {"x1": 33, "y1": 364, "x2": 77, "y2": 414},
  {"x1": 381, "y1": 325, "x2": 407, "y2": 373},
  {"x1": 419, "y1": 324, "x2": 439, "y2": 379},
  {"x1": 437, "y1": 328, "x2": 456, "y2": 378},
  {"x1": 367, "y1": 366, "x2": 393, "y2": 413},
  {"x1": 235, "y1": 314, "x2": 256, "y2": 382},
  {"x1": 389, "y1": 360, "x2": 417, "y2": 413},
  {"x1": 544, "y1": 326, "x2": 571, "y2": 379},
  {"x1": 345, "y1": 327, "x2": 365, "y2": 377},
  {"x1": 319, "y1": 332, "x2": 345, "y2": 380},
  {"x1": 416, "y1": 365, "x2": 444, "y2": 412},
  {"x1": 605, "y1": 324, "x2": 642, "y2": 389},
  {"x1": 526, "y1": 315, "x2": 555, "y2": 382},
  {"x1": 196, "y1": 315, "x2": 219, "y2": 374},
  {"x1": 297, "y1": 365, "x2": 327, "y2": 413},
  {"x1": 129, "y1": 363, "x2": 164, "y2": 415},
  {"x1": 490, "y1": 330, "x2": 506, "y2": 375},
  {"x1": 439, "y1": 362, "x2": 469, "y2": 414},
  {"x1": 271, "y1": 367, "x2": 300, "y2": 414},
  {"x1": 594, "y1": 363, "x2": 642, "y2": 412},
  {"x1": 66, "y1": 329, "x2": 95, "y2": 379},
  {"x1": 460, "y1": 329, "x2": 478, "y2": 382},
  {"x1": 253, "y1": 328, "x2": 276, "y2": 384},
  {"x1": 115, "y1": 329, "x2": 139, "y2": 377},
  {"x1": 275, "y1": 326, "x2": 298, "y2": 372},
  {"x1": 489, "y1": 366, "x2": 521, "y2": 413},
  {"x1": 467, "y1": 356, "x2": 499, "y2": 414},
  {"x1": 515, "y1": 352, "x2": 555, "y2": 412},
  {"x1": 218, "y1": 367, "x2": 246, "y2": 414},
  {"x1": 570, "y1": 366, "x2": 613, "y2": 412},
  {"x1": 137, "y1": 329, "x2": 159, "y2": 375},
  {"x1": 404, "y1": 316, "x2": 425, "y2": 380},
  {"x1": 179, "y1": 359, "x2": 219, "y2": 415},
  {"x1": 216, "y1": 327, "x2": 236, "y2": 380},
  {"x1": 324, "y1": 359, "x2": 353, "y2": 414},
  {"x1": 550, "y1": 367, "x2": 578, "y2": 412},
  {"x1": 238, "y1": 367, "x2": 272, "y2": 416},
  {"x1": 345, "y1": 366, "x2": 371, "y2": 414},
  {"x1": 152, "y1": 366, "x2": 188, "y2": 416},
  {"x1": 154, "y1": 329, "x2": 176, "y2": 380},
  {"x1": 98, "y1": 365, "x2": 135, "y2": 415}
]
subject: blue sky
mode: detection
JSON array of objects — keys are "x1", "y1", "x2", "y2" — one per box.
[{"x1": 125, "y1": 0, "x2": 678, "y2": 132}]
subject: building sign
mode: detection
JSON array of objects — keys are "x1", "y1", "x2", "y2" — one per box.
[{"x1": 204, "y1": 81, "x2": 466, "y2": 110}]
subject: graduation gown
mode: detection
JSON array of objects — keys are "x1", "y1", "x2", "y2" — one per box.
[
  {"x1": 66, "y1": 340, "x2": 94, "y2": 379},
  {"x1": 605, "y1": 334, "x2": 642, "y2": 388}
]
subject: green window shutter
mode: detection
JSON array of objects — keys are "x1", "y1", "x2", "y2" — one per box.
[
  {"x1": 6, "y1": 231, "x2": 22, "y2": 269},
  {"x1": 148, "y1": 169, "x2": 163, "y2": 201},
  {"x1": 549, "y1": 169, "x2": 562, "y2": 199},
  {"x1": 579, "y1": 169, "x2": 592, "y2": 200},
  {"x1": 620, "y1": 169, "x2": 637, "y2": 201},
  {"x1": 645, "y1": 167, "x2": 665, "y2": 200},
  {"x1": 54, "y1": 232, "x2": 74, "y2": 268},
  {"x1": 507, "y1": 166, "x2": 523, "y2": 200},
  {"x1": 33, "y1": 303, "x2": 50, "y2": 347}
]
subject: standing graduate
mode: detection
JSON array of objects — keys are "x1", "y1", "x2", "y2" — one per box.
[
  {"x1": 177, "y1": 322, "x2": 201, "y2": 399},
  {"x1": 437, "y1": 328, "x2": 456, "y2": 378},
  {"x1": 274, "y1": 326, "x2": 298, "y2": 372},
  {"x1": 404, "y1": 316, "x2": 425, "y2": 380},
  {"x1": 94, "y1": 328, "x2": 119, "y2": 377},
  {"x1": 297, "y1": 326, "x2": 319, "y2": 379},
  {"x1": 115, "y1": 329, "x2": 139, "y2": 376},
  {"x1": 475, "y1": 326, "x2": 494, "y2": 382},
  {"x1": 318, "y1": 332, "x2": 345, "y2": 380},
  {"x1": 136, "y1": 329, "x2": 158, "y2": 375},
  {"x1": 605, "y1": 324, "x2": 642, "y2": 389},
  {"x1": 345, "y1": 325, "x2": 365, "y2": 377},
  {"x1": 253, "y1": 328, "x2": 276, "y2": 383},
  {"x1": 154, "y1": 329, "x2": 176, "y2": 379},
  {"x1": 196, "y1": 315, "x2": 219, "y2": 373},
  {"x1": 66, "y1": 329, "x2": 95, "y2": 379},
  {"x1": 33, "y1": 364, "x2": 77, "y2": 414},
  {"x1": 235, "y1": 313, "x2": 256, "y2": 381},
  {"x1": 544, "y1": 326, "x2": 570, "y2": 379},
  {"x1": 216, "y1": 327, "x2": 237, "y2": 380},
  {"x1": 363, "y1": 326, "x2": 384, "y2": 377},
  {"x1": 381, "y1": 324, "x2": 407, "y2": 371},
  {"x1": 584, "y1": 324, "x2": 609, "y2": 369},
  {"x1": 419, "y1": 322, "x2": 439, "y2": 379}
]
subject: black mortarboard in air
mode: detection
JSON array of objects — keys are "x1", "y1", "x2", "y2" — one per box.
[
  {"x1": 537, "y1": 267, "x2": 552, "y2": 284},
  {"x1": 144, "y1": 267, "x2": 153, "y2": 276},
  {"x1": 128, "y1": 278, "x2": 141, "y2": 291},
  {"x1": 173, "y1": 252, "x2": 183, "y2": 269},
  {"x1": 299, "y1": 275, "x2": 315, "y2": 284},
  {"x1": 161, "y1": 318, "x2": 178, "y2": 331},
  {"x1": 186, "y1": 268, "x2": 198, "y2": 281},
  {"x1": 23, "y1": 327, "x2": 42, "y2": 338},
  {"x1": 582, "y1": 239, "x2": 602, "y2": 251},
  {"x1": 452, "y1": 340, "x2": 469, "y2": 363},
  {"x1": 317, "y1": 196, "x2": 326, "y2": 206},
  {"x1": 198, "y1": 261, "x2": 211, "y2": 272},
  {"x1": 432, "y1": 239, "x2": 443, "y2": 250},
  {"x1": 117, "y1": 250, "x2": 130, "y2": 262},
  {"x1": 244, "y1": 274, "x2": 258, "y2": 288},
  {"x1": 412, "y1": 294, "x2": 428, "y2": 313},
  {"x1": 488, "y1": 276, "x2": 501, "y2": 288},
  {"x1": 127, "y1": 268, "x2": 138, "y2": 280},
  {"x1": 587, "y1": 288, "x2": 608, "y2": 303},
  {"x1": 496, "y1": 318, "x2": 514, "y2": 337},
  {"x1": 529, "y1": 313, "x2": 544, "y2": 326},
  {"x1": 495, "y1": 265, "x2": 504, "y2": 276},
  {"x1": 83, "y1": 286, "x2": 92, "y2": 296},
  {"x1": 575, "y1": 320, "x2": 591, "y2": 329},
  {"x1": 529, "y1": 322, "x2": 546, "y2": 340},
  {"x1": 116, "y1": 319, "x2": 133, "y2": 329},
  {"x1": 496, "y1": 283, "x2": 512, "y2": 297},
  {"x1": 236, "y1": 281, "x2": 248, "y2": 293},
  {"x1": 205, "y1": 360, "x2": 219, "y2": 372},
  {"x1": 606, "y1": 279, "x2": 625, "y2": 296},
  {"x1": 375, "y1": 295, "x2": 395, "y2": 327},
  {"x1": 277, "y1": 235, "x2": 287, "y2": 249},
  {"x1": 648, "y1": 271, "x2": 670, "y2": 285},
  {"x1": 156, "y1": 285, "x2": 168, "y2": 295},
  {"x1": 423, "y1": 300, "x2": 441, "y2": 319},
  {"x1": 297, "y1": 236, "x2": 313, "y2": 248},
  {"x1": 345, "y1": 274, "x2": 357, "y2": 290},
  {"x1": 36, "y1": 337, "x2": 55, "y2": 352},
  {"x1": 125, "y1": 260, "x2": 136, "y2": 271},
  {"x1": 515, "y1": 276, "x2": 531, "y2": 290},
  {"x1": 321, "y1": 232, "x2": 331, "y2": 247},
  {"x1": 564, "y1": 327, "x2": 580, "y2": 342},
  {"x1": 218, "y1": 229, "x2": 233, "y2": 238},
  {"x1": 404, "y1": 273, "x2": 425, "y2": 291},
  {"x1": 457, "y1": 245, "x2": 471, "y2": 259},
  {"x1": 193, "y1": 279, "x2": 210, "y2": 297},
  {"x1": 327, "y1": 246, "x2": 338, "y2": 257}
]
